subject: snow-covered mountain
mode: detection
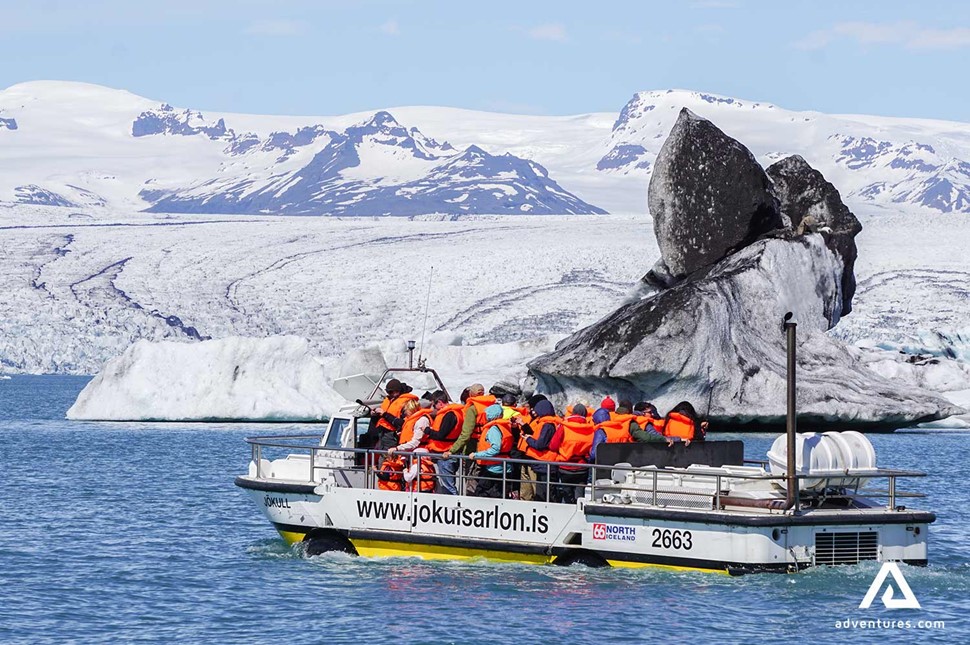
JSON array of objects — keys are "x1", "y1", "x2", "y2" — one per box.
[
  {"x1": 1, "y1": 81, "x2": 969, "y2": 216},
  {"x1": 0, "y1": 82, "x2": 603, "y2": 216},
  {"x1": 141, "y1": 110, "x2": 601, "y2": 216}
]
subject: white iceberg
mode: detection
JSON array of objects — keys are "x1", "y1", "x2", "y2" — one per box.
[{"x1": 67, "y1": 336, "x2": 348, "y2": 421}]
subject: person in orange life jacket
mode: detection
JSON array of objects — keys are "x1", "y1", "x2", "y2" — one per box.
[
  {"x1": 514, "y1": 394, "x2": 549, "y2": 502},
  {"x1": 500, "y1": 393, "x2": 526, "y2": 500},
  {"x1": 388, "y1": 397, "x2": 433, "y2": 455},
  {"x1": 424, "y1": 391, "x2": 463, "y2": 495},
  {"x1": 628, "y1": 401, "x2": 675, "y2": 446},
  {"x1": 372, "y1": 378, "x2": 417, "y2": 451},
  {"x1": 442, "y1": 383, "x2": 496, "y2": 459},
  {"x1": 589, "y1": 396, "x2": 624, "y2": 462},
  {"x1": 589, "y1": 407, "x2": 616, "y2": 463},
  {"x1": 402, "y1": 448, "x2": 436, "y2": 492},
  {"x1": 469, "y1": 404, "x2": 512, "y2": 498},
  {"x1": 443, "y1": 383, "x2": 497, "y2": 495},
  {"x1": 521, "y1": 398, "x2": 561, "y2": 502},
  {"x1": 556, "y1": 404, "x2": 594, "y2": 504},
  {"x1": 376, "y1": 454, "x2": 405, "y2": 491},
  {"x1": 663, "y1": 401, "x2": 709, "y2": 445}
]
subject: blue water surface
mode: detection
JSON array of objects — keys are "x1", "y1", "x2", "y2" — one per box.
[{"x1": 0, "y1": 376, "x2": 966, "y2": 644}]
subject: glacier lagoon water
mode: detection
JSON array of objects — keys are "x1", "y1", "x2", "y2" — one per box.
[{"x1": 1, "y1": 375, "x2": 967, "y2": 644}]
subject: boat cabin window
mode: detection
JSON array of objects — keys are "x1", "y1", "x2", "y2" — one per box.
[
  {"x1": 354, "y1": 417, "x2": 371, "y2": 442},
  {"x1": 323, "y1": 418, "x2": 351, "y2": 449}
]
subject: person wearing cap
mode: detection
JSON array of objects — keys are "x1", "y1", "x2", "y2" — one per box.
[
  {"x1": 373, "y1": 378, "x2": 418, "y2": 451},
  {"x1": 469, "y1": 404, "x2": 513, "y2": 498}
]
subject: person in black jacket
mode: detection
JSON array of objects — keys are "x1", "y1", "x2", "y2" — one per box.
[
  {"x1": 423, "y1": 390, "x2": 462, "y2": 494},
  {"x1": 522, "y1": 399, "x2": 560, "y2": 502}
]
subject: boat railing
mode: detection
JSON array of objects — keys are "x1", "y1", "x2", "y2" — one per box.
[{"x1": 242, "y1": 435, "x2": 928, "y2": 512}]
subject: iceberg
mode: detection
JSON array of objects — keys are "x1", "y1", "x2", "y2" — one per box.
[{"x1": 67, "y1": 336, "x2": 348, "y2": 421}]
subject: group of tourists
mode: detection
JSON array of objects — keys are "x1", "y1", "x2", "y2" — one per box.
[{"x1": 364, "y1": 379, "x2": 708, "y2": 503}]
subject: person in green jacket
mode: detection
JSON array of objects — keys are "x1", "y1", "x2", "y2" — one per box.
[{"x1": 625, "y1": 400, "x2": 674, "y2": 447}]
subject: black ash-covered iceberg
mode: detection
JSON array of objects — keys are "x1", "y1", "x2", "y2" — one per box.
[{"x1": 528, "y1": 108, "x2": 962, "y2": 429}]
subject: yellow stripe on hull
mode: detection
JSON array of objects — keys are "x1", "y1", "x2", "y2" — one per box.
[
  {"x1": 278, "y1": 529, "x2": 726, "y2": 573},
  {"x1": 606, "y1": 559, "x2": 729, "y2": 575},
  {"x1": 277, "y1": 528, "x2": 309, "y2": 545},
  {"x1": 351, "y1": 539, "x2": 555, "y2": 565}
]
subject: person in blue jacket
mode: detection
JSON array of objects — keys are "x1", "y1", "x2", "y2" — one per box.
[{"x1": 469, "y1": 404, "x2": 511, "y2": 498}]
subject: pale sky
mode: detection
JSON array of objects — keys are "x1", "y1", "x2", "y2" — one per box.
[{"x1": 2, "y1": 0, "x2": 968, "y2": 121}]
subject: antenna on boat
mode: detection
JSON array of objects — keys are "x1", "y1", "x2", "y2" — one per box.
[
  {"x1": 417, "y1": 265, "x2": 433, "y2": 370},
  {"x1": 782, "y1": 311, "x2": 799, "y2": 512}
]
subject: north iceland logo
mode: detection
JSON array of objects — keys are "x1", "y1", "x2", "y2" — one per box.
[{"x1": 591, "y1": 523, "x2": 635, "y2": 542}]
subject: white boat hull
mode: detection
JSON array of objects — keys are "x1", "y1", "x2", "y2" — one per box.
[{"x1": 237, "y1": 477, "x2": 931, "y2": 574}]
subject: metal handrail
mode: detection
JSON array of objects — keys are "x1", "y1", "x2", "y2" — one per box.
[{"x1": 244, "y1": 436, "x2": 928, "y2": 510}]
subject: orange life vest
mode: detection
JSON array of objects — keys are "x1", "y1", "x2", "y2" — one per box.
[
  {"x1": 557, "y1": 417, "x2": 596, "y2": 463},
  {"x1": 466, "y1": 394, "x2": 497, "y2": 440},
  {"x1": 407, "y1": 454, "x2": 437, "y2": 493},
  {"x1": 376, "y1": 392, "x2": 418, "y2": 433},
  {"x1": 476, "y1": 419, "x2": 513, "y2": 466},
  {"x1": 518, "y1": 415, "x2": 562, "y2": 460},
  {"x1": 425, "y1": 404, "x2": 465, "y2": 453},
  {"x1": 376, "y1": 456, "x2": 405, "y2": 491},
  {"x1": 399, "y1": 408, "x2": 433, "y2": 446},
  {"x1": 595, "y1": 413, "x2": 635, "y2": 444},
  {"x1": 663, "y1": 411, "x2": 696, "y2": 440},
  {"x1": 565, "y1": 404, "x2": 593, "y2": 421},
  {"x1": 644, "y1": 415, "x2": 666, "y2": 433}
]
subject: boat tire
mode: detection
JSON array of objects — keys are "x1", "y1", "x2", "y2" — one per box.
[
  {"x1": 303, "y1": 529, "x2": 358, "y2": 557},
  {"x1": 554, "y1": 549, "x2": 609, "y2": 568}
]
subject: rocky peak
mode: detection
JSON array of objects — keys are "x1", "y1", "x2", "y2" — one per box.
[
  {"x1": 344, "y1": 111, "x2": 454, "y2": 161},
  {"x1": 132, "y1": 103, "x2": 232, "y2": 140},
  {"x1": 645, "y1": 108, "x2": 782, "y2": 285}
]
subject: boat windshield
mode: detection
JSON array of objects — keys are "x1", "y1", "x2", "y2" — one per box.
[
  {"x1": 324, "y1": 419, "x2": 350, "y2": 448},
  {"x1": 323, "y1": 417, "x2": 373, "y2": 449}
]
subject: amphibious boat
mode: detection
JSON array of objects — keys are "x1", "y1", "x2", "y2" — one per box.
[{"x1": 235, "y1": 315, "x2": 935, "y2": 574}]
